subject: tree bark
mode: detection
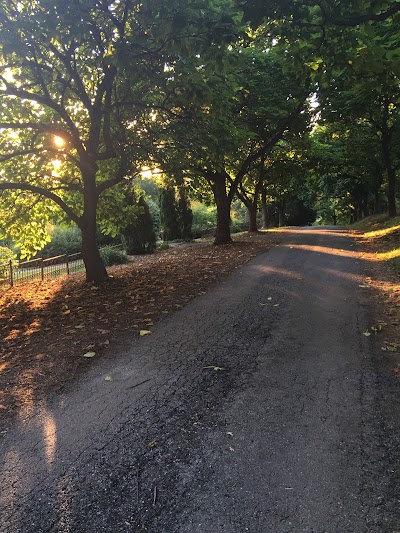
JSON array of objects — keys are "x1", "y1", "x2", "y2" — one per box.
[
  {"x1": 278, "y1": 202, "x2": 286, "y2": 227},
  {"x1": 261, "y1": 187, "x2": 268, "y2": 228},
  {"x1": 382, "y1": 127, "x2": 397, "y2": 217},
  {"x1": 247, "y1": 203, "x2": 258, "y2": 232},
  {"x1": 211, "y1": 178, "x2": 233, "y2": 245},
  {"x1": 80, "y1": 174, "x2": 108, "y2": 282}
]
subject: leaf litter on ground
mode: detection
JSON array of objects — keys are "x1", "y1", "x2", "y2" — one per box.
[{"x1": 0, "y1": 234, "x2": 273, "y2": 423}]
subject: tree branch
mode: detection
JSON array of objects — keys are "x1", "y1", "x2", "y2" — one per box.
[
  {"x1": 328, "y1": 2, "x2": 400, "y2": 26},
  {"x1": 0, "y1": 182, "x2": 81, "y2": 226}
]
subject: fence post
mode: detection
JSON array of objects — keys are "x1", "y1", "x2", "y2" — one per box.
[
  {"x1": 9, "y1": 260, "x2": 13, "y2": 288},
  {"x1": 66, "y1": 254, "x2": 70, "y2": 276},
  {"x1": 40, "y1": 258, "x2": 44, "y2": 281}
]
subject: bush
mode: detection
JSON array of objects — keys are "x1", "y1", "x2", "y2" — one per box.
[
  {"x1": 177, "y1": 188, "x2": 193, "y2": 239},
  {"x1": 156, "y1": 242, "x2": 170, "y2": 250},
  {"x1": 99, "y1": 245, "x2": 128, "y2": 266},
  {"x1": 39, "y1": 225, "x2": 82, "y2": 258},
  {"x1": 191, "y1": 202, "x2": 217, "y2": 234},
  {"x1": 146, "y1": 198, "x2": 161, "y2": 239},
  {"x1": 121, "y1": 197, "x2": 156, "y2": 254},
  {"x1": 159, "y1": 186, "x2": 181, "y2": 241},
  {"x1": 0, "y1": 246, "x2": 16, "y2": 279},
  {"x1": 230, "y1": 216, "x2": 246, "y2": 233}
]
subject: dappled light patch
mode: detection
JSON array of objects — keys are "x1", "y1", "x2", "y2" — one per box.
[
  {"x1": 364, "y1": 224, "x2": 400, "y2": 239},
  {"x1": 354, "y1": 221, "x2": 400, "y2": 373},
  {"x1": 282, "y1": 243, "x2": 359, "y2": 258}
]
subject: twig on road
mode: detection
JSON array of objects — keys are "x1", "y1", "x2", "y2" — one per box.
[{"x1": 126, "y1": 378, "x2": 151, "y2": 390}]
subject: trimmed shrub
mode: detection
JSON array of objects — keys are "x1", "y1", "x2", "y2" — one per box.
[
  {"x1": 159, "y1": 186, "x2": 180, "y2": 241},
  {"x1": 121, "y1": 197, "x2": 156, "y2": 254},
  {"x1": 177, "y1": 188, "x2": 193, "y2": 239},
  {"x1": 146, "y1": 198, "x2": 161, "y2": 240}
]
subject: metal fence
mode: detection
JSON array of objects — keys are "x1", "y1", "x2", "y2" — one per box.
[{"x1": 0, "y1": 252, "x2": 84, "y2": 289}]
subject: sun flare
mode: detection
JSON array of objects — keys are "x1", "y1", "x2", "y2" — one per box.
[{"x1": 53, "y1": 135, "x2": 65, "y2": 148}]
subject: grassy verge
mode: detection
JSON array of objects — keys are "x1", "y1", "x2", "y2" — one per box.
[{"x1": 352, "y1": 214, "x2": 400, "y2": 275}]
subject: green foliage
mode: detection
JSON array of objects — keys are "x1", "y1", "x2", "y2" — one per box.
[
  {"x1": 177, "y1": 188, "x2": 193, "y2": 239},
  {"x1": 159, "y1": 187, "x2": 181, "y2": 241},
  {"x1": 146, "y1": 199, "x2": 161, "y2": 239},
  {"x1": 99, "y1": 246, "x2": 128, "y2": 266},
  {"x1": 156, "y1": 242, "x2": 170, "y2": 250},
  {"x1": 39, "y1": 225, "x2": 82, "y2": 259},
  {"x1": 134, "y1": 178, "x2": 160, "y2": 203},
  {"x1": 192, "y1": 202, "x2": 217, "y2": 234},
  {"x1": 230, "y1": 214, "x2": 246, "y2": 233},
  {"x1": 121, "y1": 197, "x2": 156, "y2": 255},
  {"x1": 0, "y1": 246, "x2": 16, "y2": 279}
]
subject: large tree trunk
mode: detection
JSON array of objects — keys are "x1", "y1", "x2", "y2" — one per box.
[
  {"x1": 247, "y1": 203, "x2": 258, "y2": 232},
  {"x1": 81, "y1": 176, "x2": 108, "y2": 283},
  {"x1": 387, "y1": 166, "x2": 397, "y2": 218},
  {"x1": 212, "y1": 178, "x2": 233, "y2": 245},
  {"x1": 382, "y1": 128, "x2": 397, "y2": 217},
  {"x1": 261, "y1": 187, "x2": 268, "y2": 229},
  {"x1": 278, "y1": 201, "x2": 286, "y2": 227}
]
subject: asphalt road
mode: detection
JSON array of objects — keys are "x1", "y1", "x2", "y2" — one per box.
[{"x1": 1, "y1": 227, "x2": 400, "y2": 533}]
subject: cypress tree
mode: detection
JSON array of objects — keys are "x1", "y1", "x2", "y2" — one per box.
[
  {"x1": 159, "y1": 187, "x2": 180, "y2": 241},
  {"x1": 121, "y1": 196, "x2": 156, "y2": 254},
  {"x1": 177, "y1": 188, "x2": 193, "y2": 239}
]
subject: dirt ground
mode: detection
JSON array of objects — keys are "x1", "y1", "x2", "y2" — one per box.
[
  {"x1": 352, "y1": 229, "x2": 400, "y2": 368},
  {"x1": 0, "y1": 234, "x2": 277, "y2": 424}
]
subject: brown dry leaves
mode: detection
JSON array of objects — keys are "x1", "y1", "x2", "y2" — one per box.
[{"x1": 0, "y1": 235, "x2": 272, "y2": 422}]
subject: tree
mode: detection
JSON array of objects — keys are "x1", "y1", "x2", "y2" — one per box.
[
  {"x1": 157, "y1": 42, "x2": 310, "y2": 243},
  {"x1": 159, "y1": 186, "x2": 180, "y2": 241},
  {"x1": 121, "y1": 195, "x2": 156, "y2": 254},
  {"x1": 235, "y1": 117, "x2": 311, "y2": 232},
  {"x1": 0, "y1": 1, "x2": 156, "y2": 281},
  {"x1": 317, "y1": 64, "x2": 400, "y2": 218},
  {"x1": 177, "y1": 188, "x2": 193, "y2": 240},
  {"x1": 309, "y1": 120, "x2": 389, "y2": 224},
  {"x1": 253, "y1": 1, "x2": 400, "y2": 220}
]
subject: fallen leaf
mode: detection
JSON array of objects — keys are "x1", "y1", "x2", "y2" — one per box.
[
  {"x1": 104, "y1": 375, "x2": 113, "y2": 381},
  {"x1": 148, "y1": 439, "x2": 157, "y2": 448},
  {"x1": 267, "y1": 297, "x2": 273, "y2": 301},
  {"x1": 359, "y1": 284, "x2": 370, "y2": 289},
  {"x1": 62, "y1": 309, "x2": 71, "y2": 315},
  {"x1": 83, "y1": 351, "x2": 96, "y2": 358},
  {"x1": 363, "y1": 331, "x2": 371, "y2": 337},
  {"x1": 75, "y1": 324, "x2": 85, "y2": 329},
  {"x1": 139, "y1": 330, "x2": 152, "y2": 336}
]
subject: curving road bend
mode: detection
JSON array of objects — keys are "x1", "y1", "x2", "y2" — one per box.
[{"x1": 1, "y1": 227, "x2": 399, "y2": 532}]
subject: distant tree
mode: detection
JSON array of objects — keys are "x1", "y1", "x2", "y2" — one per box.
[
  {"x1": 121, "y1": 196, "x2": 156, "y2": 255},
  {"x1": 177, "y1": 188, "x2": 193, "y2": 239},
  {"x1": 159, "y1": 187, "x2": 180, "y2": 241}
]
